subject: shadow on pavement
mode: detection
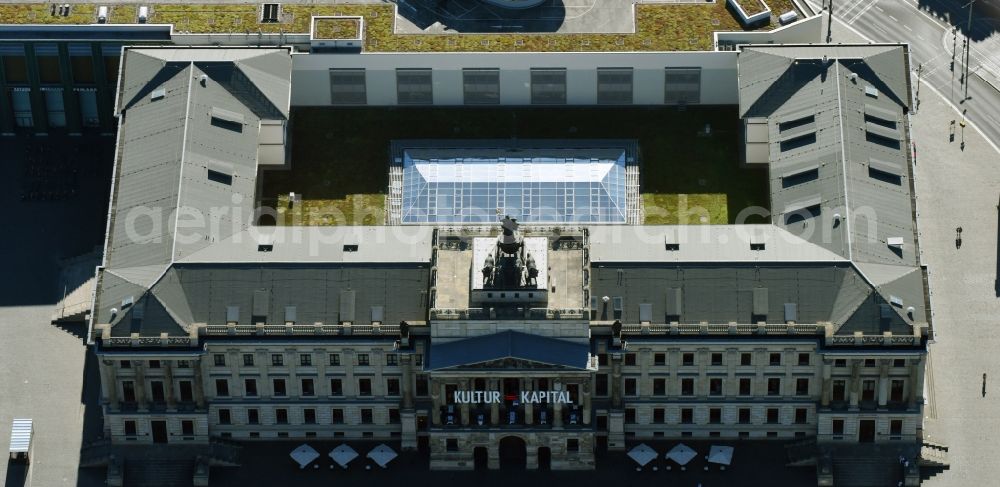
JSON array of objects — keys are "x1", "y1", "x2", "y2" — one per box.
[{"x1": 917, "y1": 0, "x2": 999, "y2": 41}]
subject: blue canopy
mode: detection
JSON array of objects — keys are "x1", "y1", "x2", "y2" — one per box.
[{"x1": 426, "y1": 330, "x2": 591, "y2": 370}]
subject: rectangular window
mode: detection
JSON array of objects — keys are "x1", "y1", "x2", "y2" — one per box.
[
  {"x1": 796, "y1": 378, "x2": 810, "y2": 396},
  {"x1": 463, "y1": 68, "x2": 500, "y2": 105},
  {"x1": 893, "y1": 359, "x2": 906, "y2": 368},
  {"x1": 738, "y1": 408, "x2": 751, "y2": 424},
  {"x1": 416, "y1": 375, "x2": 429, "y2": 396},
  {"x1": 446, "y1": 438, "x2": 459, "y2": 451},
  {"x1": 361, "y1": 409, "x2": 373, "y2": 424},
  {"x1": 795, "y1": 408, "x2": 808, "y2": 424},
  {"x1": 122, "y1": 381, "x2": 136, "y2": 403},
  {"x1": 862, "y1": 379, "x2": 876, "y2": 401},
  {"x1": 387, "y1": 378, "x2": 400, "y2": 396},
  {"x1": 680, "y1": 408, "x2": 693, "y2": 424},
  {"x1": 301, "y1": 379, "x2": 315, "y2": 397},
  {"x1": 37, "y1": 55, "x2": 61, "y2": 84},
  {"x1": 124, "y1": 420, "x2": 137, "y2": 437},
  {"x1": 653, "y1": 353, "x2": 666, "y2": 366},
  {"x1": 710, "y1": 378, "x2": 723, "y2": 396},
  {"x1": 890, "y1": 379, "x2": 905, "y2": 403},
  {"x1": 566, "y1": 438, "x2": 579, "y2": 452},
  {"x1": 769, "y1": 353, "x2": 782, "y2": 366},
  {"x1": 207, "y1": 169, "x2": 233, "y2": 185},
  {"x1": 120, "y1": 360, "x2": 131, "y2": 369},
  {"x1": 71, "y1": 54, "x2": 95, "y2": 83},
  {"x1": 271, "y1": 354, "x2": 283, "y2": 366},
  {"x1": 359, "y1": 378, "x2": 372, "y2": 396},
  {"x1": 276, "y1": 409, "x2": 288, "y2": 424},
  {"x1": 864, "y1": 359, "x2": 877, "y2": 368},
  {"x1": 179, "y1": 381, "x2": 193, "y2": 402},
  {"x1": 357, "y1": 354, "x2": 370, "y2": 366},
  {"x1": 653, "y1": 408, "x2": 665, "y2": 423},
  {"x1": 832, "y1": 380, "x2": 846, "y2": 402},
  {"x1": 148, "y1": 360, "x2": 160, "y2": 369},
  {"x1": 890, "y1": 419, "x2": 903, "y2": 436},
  {"x1": 218, "y1": 409, "x2": 231, "y2": 425},
  {"x1": 711, "y1": 353, "x2": 723, "y2": 366},
  {"x1": 304, "y1": 409, "x2": 316, "y2": 424},
  {"x1": 389, "y1": 409, "x2": 400, "y2": 424},
  {"x1": 835, "y1": 359, "x2": 847, "y2": 368},
  {"x1": 329, "y1": 354, "x2": 341, "y2": 366},
  {"x1": 624, "y1": 353, "x2": 636, "y2": 366},
  {"x1": 832, "y1": 419, "x2": 844, "y2": 436},
  {"x1": 273, "y1": 379, "x2": 286, "y2": 397},
  {"x1": 214, "y1": 354, "x2": 226, "y2": 366},
  {"x1": 653, "y1": 378, "x2": 666, "y2": 396},
  {"x1": 330, "y1": 68, "x2": 366, "y2": 105},
  {"x1": 709, "y1": 408, "x2": 722, "y2": 424},
  {"x1": 681, "y1": 378, "x2": 694, "y2": 396},
  {"x1": 3, "y1": 55, "x2": 28, "y2": 83},
  {"x1": 530, "y1": 68, "x2": 567, "y2": 105},
  {"x1": 330, "y1": 378, "x2": 343, "y2": 396},
  {"x1": 664, "y1": 67, "x2": 701, "y2": 105},
  {"x1": 595, "y1": 374, "x2": 608, "y2": 396},
  {"x1": 181, "y1": 420, "x2": 194, "y2": 436},
  {"x1": 242, "y1": 354, "x2": 255, "y2": 367},
  {"x1": 739, "y1": 378, "x2": 752, "y2": 396},
  {"x1": 386, "y1": 354, "x2": 398, "y2": 366},
  {"x1": 741, "y1": 353, "x2": 752, "y2": 366},
  {"x1": 624, "y1": 378, "x2": 637, "y2": 396},
  {"x1": 597, "y1": 68, "x2": 633, "y2": 105},
  {"x1": 248, "y1": 409, "x2": 259, "y2": 424},
  {"x1": 682, "y1": 353, "x2": 695, "y2": 366},
  {"x1": 300, "y1": 354, "x2": 312, "y2": 366},
  {"x1": 798, "y1": 353, "x2": 811, "y2": 366},
  {"x1": 625, "y1": 408, "x2": 636, "y2": 424},
  {"x1": 396, "y1": 68, "x2": 433, "y2": 105},
  {"x1": 245, "y1": 379, "x2": 258, "y2": 397},
  {"x1": 767, "y1": 378, "x2": 781, "y2": 396},
  {"x1": 766, "y1": 408, "x2": 779, "y2": 424},
  {"x1": 176, "y1": 360, "x2": 189, "y2": 368},
  {"x1": 331, "y1": 409, "x2": 344, "y2": 424},
  {"x1": 215, "y1": 379, "x2": 229, "y2": 397}
]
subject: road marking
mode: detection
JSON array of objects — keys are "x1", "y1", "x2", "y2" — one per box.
[
  {"x1": 831, "y1": 12, "x2": 1000, "y2": 156},
  {"x1": 874, "y1": 5, "x2": 883, "y2": 12},
  {"x1": 904, "y1": 25, "x2": 913, "y2": 32},
  {"x1": 847, "y1": 0, "x2": 879, "y2": 24},
  {"x1": 917, "y1": 35, "x2": 925, "y2": 40},
  {"x1": 889, "y1": 15, "x2": 898, "y2": 22}
]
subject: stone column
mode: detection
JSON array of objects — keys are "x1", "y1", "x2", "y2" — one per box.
[
  {"x1": 164, "y1": 360, "x2": 176, "y2": 410},
  {"x1": 100, "y1": 360, "x2": 119, "y2": 411},
  {"x1": 401, "y1": 355, "x2": 414, "y2": 409},
  {"x1": 553, "y1": 397, "x2": 564, "y2": 428},
  {"x1": 726, "y1": 348, "x2": 737, "y2": 399},
  {"x1": 257, "y1": 349, "x2": 270, "y2": 397},
  {"x1": 849, "y1": 359, "x2": 860, "y2": 409},
  {"x1": 610, "y1": 355, "x2": 623, "y2": 408},
  {"x1": 909, "y1": 356, "x2": 925, "y2": 409},
  {"x1": 460, "y1": 379, "x2": 471, "y2": 425},
  {"x1": 430, "y1": 378, "x2": 442, "y2": 426},
  {"x1": 697, "y1": 348, "x2": 708, "y2": 398},
  {"x1": 754, "y1": 348, "x2": 767, "y2": 396},
  {"x1": 524, "y1": 379, "x2": 534, "y2": 425},
  {"x1": 582, "y1": 380, "x2": 592, "y2": 425},
  {"x1": 821, "y1": 360, "x2": 832, "y2": 407},
  {"x1": 878, "y1": 360, "x2": 890, "y2": 407},
  {"x1": 490, "y1": 379, "x2": 500, "y2": 425},
  {"x1": 134, "y1": 362, "x2": 147, "y2": 411},
  {"x1": 193, "y1": 358, "x2": 206, "y2": 409}
]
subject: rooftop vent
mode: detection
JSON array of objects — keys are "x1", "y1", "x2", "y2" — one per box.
[
  {"x1": 343, "y1": 244, "x2": 359, "y2": 252},
  {"x1": 784, "y1": 303, "x2": 798, "y2": 323},
  {"x1": 121, "y1": 295, "x2": 134, "y2": 308},
  {"x1": 887, "y1": 237, "x2": 904, "y2": 249},
  {"x1": 226, "y1": 305, "x2": 240, "y2": 324},
  {"x1": 137, "y1": 6, "x2": 148, "y2": 23},
  {"x1": 284, "y1": 305, "x2": 297, "y2": 324},
  {"x1": 371, "y1": 306, "x2": 384, "y2": 324},
  {"x1": 889, "y1": 295, "x2": 904, "y2": 307},
  {"x1": 638, "y1": 303, "x2": 653, "y2": 324},
  {"x1": 665, "y1": 243, "x2": 680, "y2": 251},
  {"x1": 864, "y1": 85, "x2": 878, "y2": 98},
  {"x1": 150, "y1": 87, "x2": 165, "y2": 101},
  {"x1": 97, "y1": 6, "x2": 108, "y2": 23},
  {"x1": 257, "y1": 244, "x2": 273, "y2": 252}
]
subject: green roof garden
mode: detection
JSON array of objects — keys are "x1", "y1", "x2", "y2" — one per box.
[{"x1": 0, "y1": 1, "x2": 800, "y2": 52}]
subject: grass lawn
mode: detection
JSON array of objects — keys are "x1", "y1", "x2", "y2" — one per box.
[{"x1": 259, "y1": 106, "x2": 770, "y2": 226}]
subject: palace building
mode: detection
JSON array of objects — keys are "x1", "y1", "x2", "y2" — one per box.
[{"x1": 2, "y1": 0, "x2": 924, "y2": 474}]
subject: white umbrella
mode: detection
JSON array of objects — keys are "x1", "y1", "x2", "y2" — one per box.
[
  {"x1": 707, "y1": 445, "x2": 734, "y2": 466},
  {"x1": 290, "y1": 444, "x2": 319, "y2": 469},
  {"x1": 329, "y1": 444, "x2": 359, "y2": 468},
  {"x1": 665, "y1": 443, "x2": 697, "y2": 466},
  {"x1": 367, "y1": 443, "x2": 398, "y2": 468},
  {"x1": 627, "y1": 443, "x2": 658, "y2": 467}
]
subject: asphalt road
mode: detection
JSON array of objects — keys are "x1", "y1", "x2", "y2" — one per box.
[{"x1": 813, "y1": 0, "x2": 1000, "y2": 147}]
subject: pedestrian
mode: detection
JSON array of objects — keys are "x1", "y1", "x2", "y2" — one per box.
[{"x1": 983, "y1": 373, "x2": 988, "y2": 397}]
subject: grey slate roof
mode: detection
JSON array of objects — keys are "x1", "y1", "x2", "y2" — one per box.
[{"x1": 426, "y1": 331, "x2": 591, "y2": 370}]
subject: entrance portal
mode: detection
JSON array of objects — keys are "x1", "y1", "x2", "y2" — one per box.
[
  {"x1": 474, "y1": 446, "x2": 489, "y2": 470},
  {"x1": 859, "y1": 419, "x2": 876, "y2": 443},
  {"x1": 498, "y1": 436, "x2": 527, "y2": 470},
  {"x1": 537, "y1": 447, "x2": 551, "y2": 470},
  {"x1": 151, "y1": 420, "x2": 168, "y2": 444}
]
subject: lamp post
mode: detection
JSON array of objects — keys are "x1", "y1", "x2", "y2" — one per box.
[{"x1": 962, "y1": 0, "x2": 976, "y2": 101}]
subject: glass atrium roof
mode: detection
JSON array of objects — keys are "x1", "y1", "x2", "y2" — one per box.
[{"x1": 400, "y1": 150, "x2": 628, "y2": 224}]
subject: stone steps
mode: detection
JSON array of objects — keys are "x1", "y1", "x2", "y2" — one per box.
[
  {"x1": 123, "y1": 457, "x2": 194, "y2": 487},
  {"x1": 833, "y1": 456, "x2": 901, "y2": 487}
]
